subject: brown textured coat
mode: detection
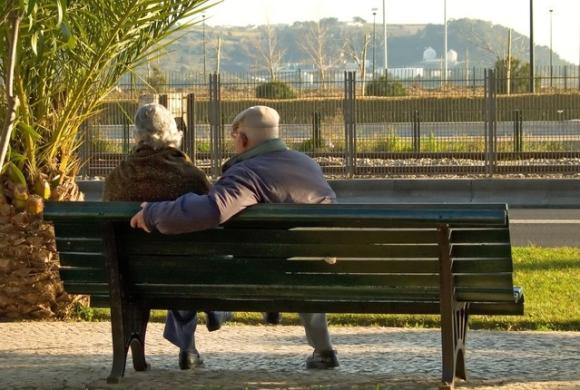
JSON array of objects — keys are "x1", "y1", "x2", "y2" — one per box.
[{"x1": 103, "y1": 145, "x2": 210, "y2": 201}]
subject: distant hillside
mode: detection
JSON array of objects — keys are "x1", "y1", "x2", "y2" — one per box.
[{"x1": 155, "y1": 18, "x2": 570, "y2": 74}]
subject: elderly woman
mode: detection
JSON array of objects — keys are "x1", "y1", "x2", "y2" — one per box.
[
  {"x1": 103, "y1": 103, "x2": 230, "y2": 370},
  {"x1": 103, "y1": 103, "x2": 209, "y2": 202}
]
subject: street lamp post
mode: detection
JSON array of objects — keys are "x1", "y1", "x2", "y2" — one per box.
[
  {"x1": 383, "y1": 0, "x2": 387, "y2": 73},
  {"x1": 202, "y1": 14, "x2": 207, "y2": 81},
  {"x1": 529, "y1": 0, "x2": 535, "y2": 93},
  {"x1": 443, "y1": 0, "x2": 448, "y2": 84},
  {"x1": 549, "y1": 9, "x2": 553, "y2": 88},
  {"x1": 372, "y1": 8, "x2": 377, "y2": 79}
]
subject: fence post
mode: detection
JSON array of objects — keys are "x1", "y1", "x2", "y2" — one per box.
[
  {"x1": 413, "y1": 110, "x2": 421, "y2": 153},
  {"x1": 343, "y1": 71, "x2": 357, "y2": 177},
  {"x1": 158, "y1": 94, "x2": 168, "y2": 108},
  {"x1": 186, "y1": 93, "x2": 196, "y2": 163},
  {"x1": 208, "y1": 73, "x2": 221, "y2": 178},
  {"x1": 484, "y1": 69, "x2": 497, "y2": 176},
  {"x1": 312, "y1": 112, "x2": 321, "y2": 149},
  {"x1": 122, "y1": 116, "x2": 130, "y2": 155},
  {"x1": 513, "y1": 109, "x2": 523, "y2": 153}
]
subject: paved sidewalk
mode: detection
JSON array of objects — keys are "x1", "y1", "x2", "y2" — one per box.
[{"x1": 0, "y1": 322, "x2": 578, "y2": 389}]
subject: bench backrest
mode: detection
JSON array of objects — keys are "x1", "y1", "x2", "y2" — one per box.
[{"x1": 45, "y1": 202, "x2": 522, "y2": 315}]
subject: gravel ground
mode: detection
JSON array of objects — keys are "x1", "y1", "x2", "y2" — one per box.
[{"x1": 1, "y1": 322, "x2": 579, "y2": 389}]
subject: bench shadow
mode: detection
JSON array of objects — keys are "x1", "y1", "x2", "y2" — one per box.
[{"x1": 514, "y1": 258, "x2": 580, "y2": 271}]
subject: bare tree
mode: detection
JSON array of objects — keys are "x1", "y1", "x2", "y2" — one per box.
[
  {"x1": 300, "y1": 20, "x2": 332, "y2": 85},
  {"x1": 343, "y1": 32, "x2": 370, "y2": 95},
  {"x1": 244, "y1": 23, "x2": 285, "y2": 80}
]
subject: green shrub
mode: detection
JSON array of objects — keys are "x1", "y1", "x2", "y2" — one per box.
[
  {"x1": 365, "y1": 76, "x2": 407, "y2": 97},
  {"x1": 255, "y1": 81, "x2": 296, "y2": 99}
]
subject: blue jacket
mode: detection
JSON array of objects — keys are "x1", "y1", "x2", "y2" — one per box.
[{"x1": 143, "y1": 142, "x2": 335, "y2": 234}]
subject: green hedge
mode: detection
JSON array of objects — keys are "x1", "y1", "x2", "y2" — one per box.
[{"x1": 99, "y1": 93, "x2": 580, "y2": 124}]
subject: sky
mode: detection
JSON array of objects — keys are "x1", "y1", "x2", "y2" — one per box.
[{"x1": 202, "y1": 0, "x2": 580, "y2": 65}]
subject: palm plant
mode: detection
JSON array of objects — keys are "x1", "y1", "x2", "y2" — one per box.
[
  {"x1": 0, "y1": 0, "x2": 217, "y2": 320},
  {"x1": 0, "y1": 0, "x2": 216, "y2": 204}
]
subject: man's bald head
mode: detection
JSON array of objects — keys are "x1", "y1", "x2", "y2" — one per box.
[{"x1": 232, "y1": 106, "x2": 280, "y2": 144}]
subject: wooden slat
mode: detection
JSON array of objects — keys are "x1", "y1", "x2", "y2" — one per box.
[
  {"x1": 455, "y1": 273, "x2": 513, "y2": 289},
  {"x1": 123, "y1": 228, "x2": 439, "y2": 245},
  {"x1": 128, "y1": 269, "x2": 441, "y2": 288},
  {"x1": 452, "y1": 243, "x2": 511, "y2": 258},
  {"x1": 127, "y1": 255, "x2": 441, "y2": 274},
  {"x1": 125, "y1": 255, "x2": 512, "y2": 275},
  {"x1": 56, "y1": 238, "x2": 104, "y2": 253},
  {"x1": 125, "y1": 241, "x2": 440, "y2": 258},
  {"x1": 62, "y1": 282, "x2": 108, "y2": 295},
  {"x1": 45, "y1": 202, "x2": 508, "y2": 227},
  {"x1": 58, "y1": 252, "x2": 106, "y2": 268},
  {"x1": 451, "y1": 228, "x2": 510, "y2": 243},
  {"x1": 453, "y1": 258, "x2": 513, "y2": 273},
  {"x1": 60, "y1": 267, "x2": 107, "y2": 283},
  {"x1": 129, "y1": 284, "x2": 440, "y2": 301},
  {"x1": 53, "y1": 222, "x2": 104, "y2": 239}
]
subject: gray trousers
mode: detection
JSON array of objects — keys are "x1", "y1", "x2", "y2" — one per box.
[{"x1": 163, "y1": 310, "x2": 333, "y2": 352}]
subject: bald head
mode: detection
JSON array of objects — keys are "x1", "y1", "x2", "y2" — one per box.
[{"x1": 232, "y1": 106, "x2": 280, "y2": 145}]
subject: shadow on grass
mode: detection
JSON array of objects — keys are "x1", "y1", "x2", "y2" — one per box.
[{"x1": 514, "y1": 258, "x2": 580, "y2": 271}]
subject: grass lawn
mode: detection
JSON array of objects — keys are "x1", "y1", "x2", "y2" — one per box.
[{"x1": 84, "y1": 247, "x2": 580, "y2": 331}]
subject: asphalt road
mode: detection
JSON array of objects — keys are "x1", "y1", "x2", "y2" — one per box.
[
  {"x1": 508, "y1": 209, "x2": 580, "y2": 247},
  {"x1": 91, "y1": 120, "x2": 580, "y2": 141}
]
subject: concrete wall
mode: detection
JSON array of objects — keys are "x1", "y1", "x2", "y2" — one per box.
[{"x1": 79, "y1": 179, "x2": 580, "y2": 207}]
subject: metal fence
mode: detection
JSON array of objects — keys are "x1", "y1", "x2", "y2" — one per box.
[{"x1": 80, "y1": 67, "x2": 580, "y2": 178}]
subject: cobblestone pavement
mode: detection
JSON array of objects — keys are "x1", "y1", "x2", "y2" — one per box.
[{"x1": 0, "y1": 322, "x2": 579, "y2": 390}]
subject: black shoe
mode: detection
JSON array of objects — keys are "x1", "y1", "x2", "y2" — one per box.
[
  {"x1": 306, "y1": 350, "x2": 339, "y2": 369},
  {"x1": 178, "y1": 350, "x2": 204, "y2": 370},
  {"x1": 264, "y1": 312, "x2": 281, "y2": 325},
  {"x1": 206, "y1": 311, "x2": 233, "y2": 332}
]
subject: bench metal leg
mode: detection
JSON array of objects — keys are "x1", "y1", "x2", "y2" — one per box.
[
  {"x1": 104, "y1": 222, "x2": 151, "y2": 383},
  {"x1": 440, "y1": 302, "x2": 469, "y2": 390},
  {"x1": 107, "y1": 303, "x2": 151, "y2": 383},
  {"x1": 438, "y1": 225, "x2": 469, "y2": 390}
]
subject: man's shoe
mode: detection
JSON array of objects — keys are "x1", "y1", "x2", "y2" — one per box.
[
  {"x1": 306, "y1": 349, "x2": 339, "y2": 369},
  {"x1": 178, "y1": 350, "x2": 204, "y2": 370},
  {"x1": 206, "y1": 311, "x2": 233, "y2": 332},
  {"x1": 264, "y1": 312, "x2": 281, "y2": 325}
]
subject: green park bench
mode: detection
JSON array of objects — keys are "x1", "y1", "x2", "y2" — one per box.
[{"x1": 44, "y1": 202, "x2": 524, "y2": 389}]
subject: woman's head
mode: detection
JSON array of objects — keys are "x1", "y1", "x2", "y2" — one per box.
[{"x1": 134, "y1": 103, "x2": 183, "y2": 149}]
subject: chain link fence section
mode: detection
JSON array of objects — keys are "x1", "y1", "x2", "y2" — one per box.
[{"x1": 79, "y1": 67, "x2": 580, "y2": 179}]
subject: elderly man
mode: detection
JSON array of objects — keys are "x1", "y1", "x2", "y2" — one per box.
[
  {"x1": 104, "y1": 103, "x2": 231, "y2": 370},
  {"x1": 130, "y1": 105, "x2": 339, "y2": 369}
]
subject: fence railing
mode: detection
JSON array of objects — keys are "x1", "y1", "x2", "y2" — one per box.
[{"x1": 80, "y1": 68, "x2": 580, "y2": 178}]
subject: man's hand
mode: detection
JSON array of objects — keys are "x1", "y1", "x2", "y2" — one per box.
[{"x1": 130, "y1": 202, "x2": 151, "y2": 233}]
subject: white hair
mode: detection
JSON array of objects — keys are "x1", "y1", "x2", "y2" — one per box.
[
  {"x1": 232, "y1": 105, "x2": 280, "y2": 144},
  {"x1": 133, "y1": 103, "x2": 183, "y2": 149}
]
